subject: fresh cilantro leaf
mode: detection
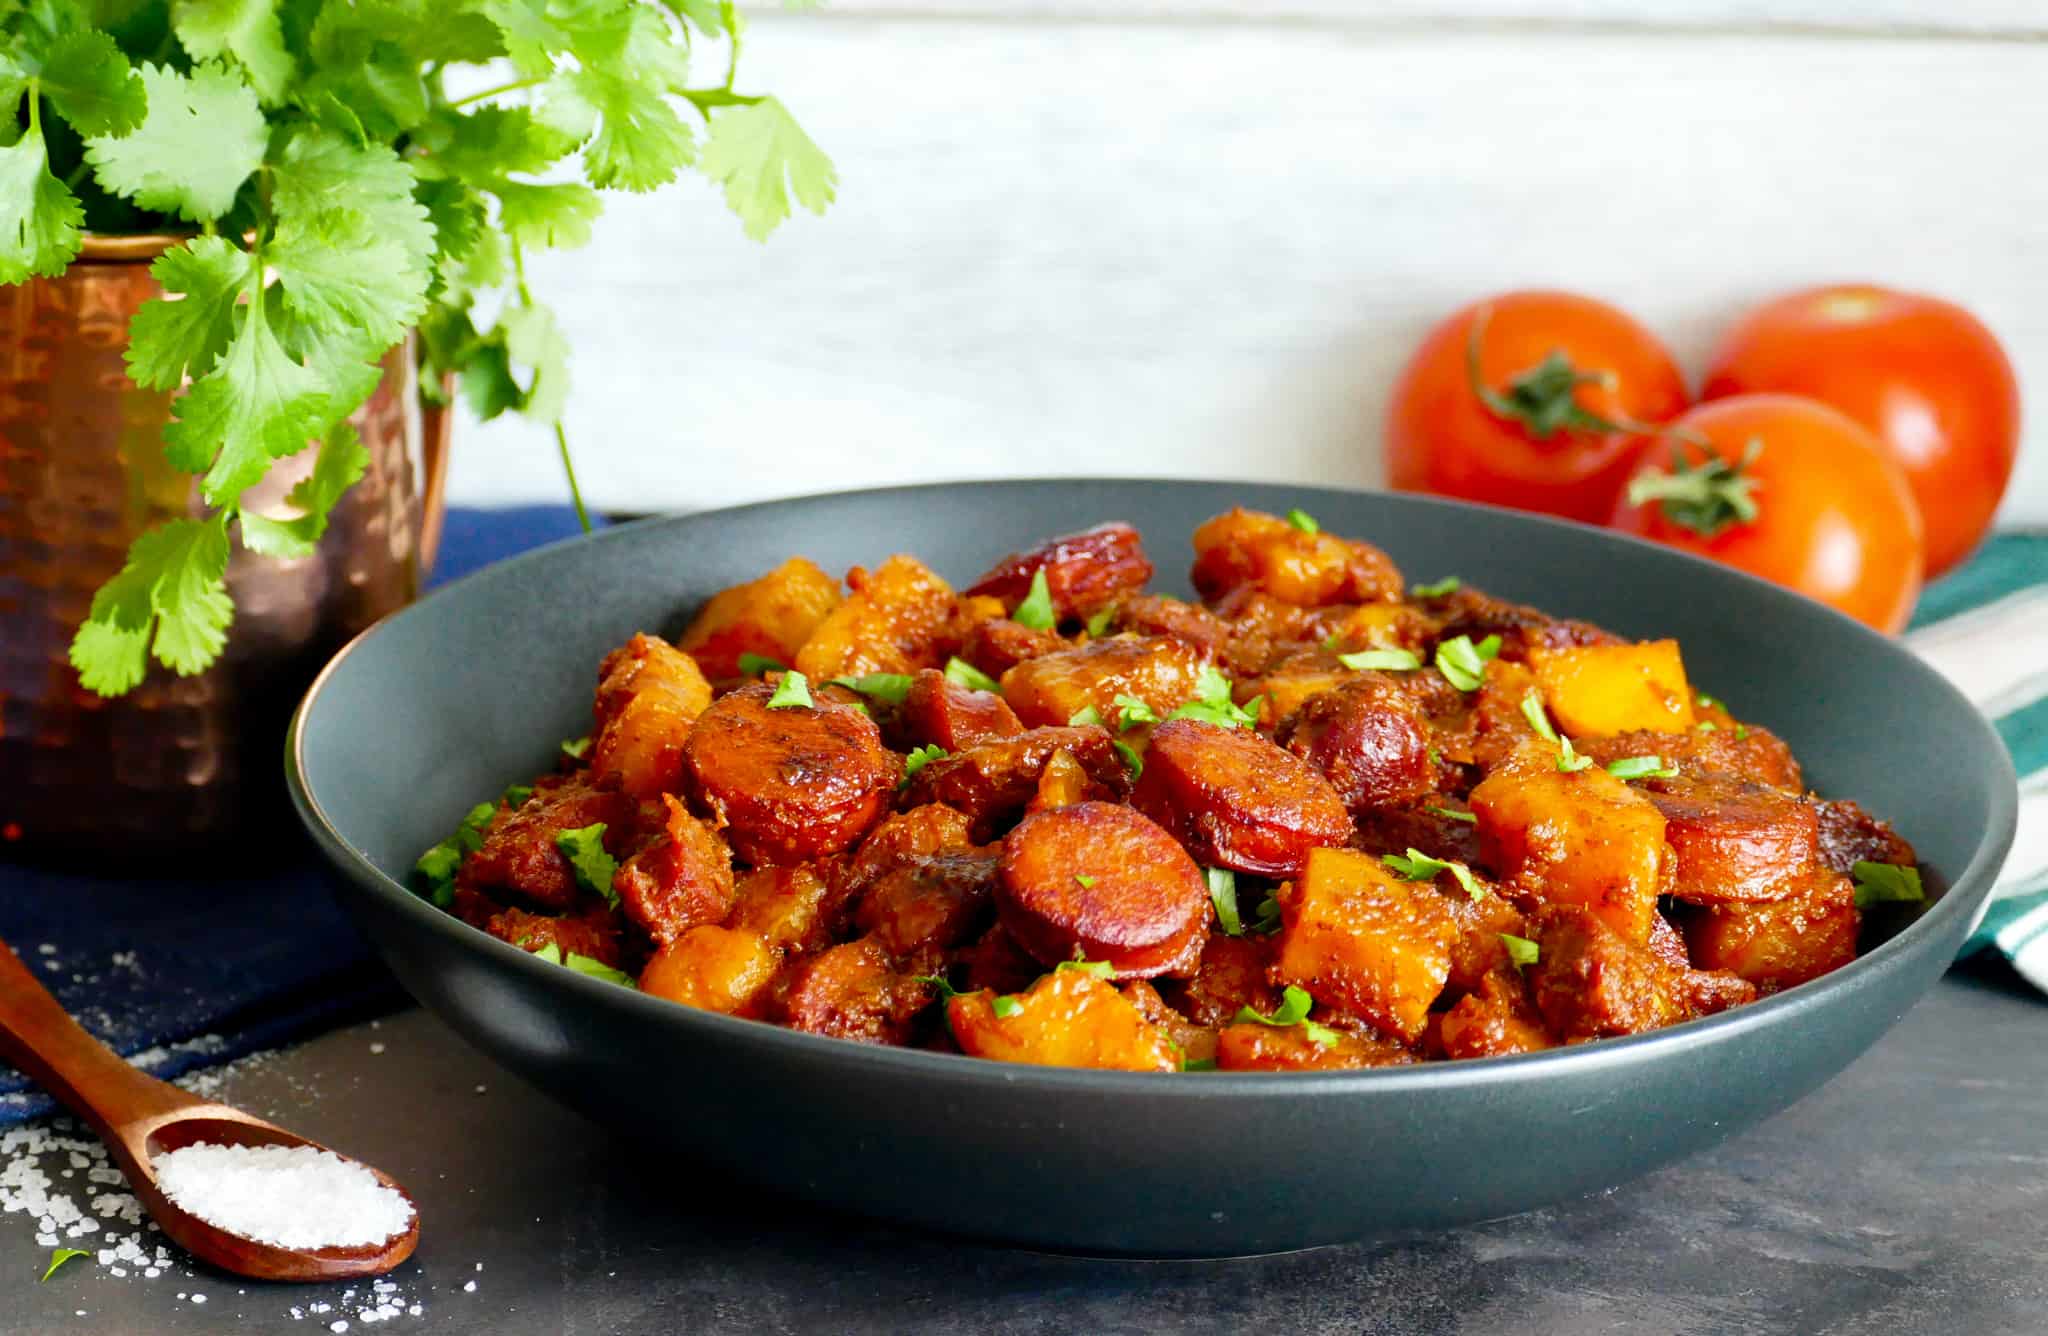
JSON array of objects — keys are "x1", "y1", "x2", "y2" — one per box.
[
  {"x1": 502, "y1": 784, "x2": 535, "y2": 809},
  {"x1": 267, "y1": 128, "x2": 435, "y2": 346},
  {"x1": 1382, "y1": 847, "x2": 1487, "y2": 901},
  {"x1": 1499, "y1": 933, "x2": 1539, "y2": 969},
  {"x1": 1249, "y1": 890, "x2": 1282, "y2": 935},
  {"x1": 38, "y1": 30, "x2": 147, "y2": 137},
  {"x1": 1285, "y1": 508, "x2": 1319, "y2": 534},
  {"x1": 830, "y1": 673, "x2": 915, "y2": 706},
  {"x1": 1207, "y1": 867, "x2": 1242, "y2": 937},
  {"x1": 414, "y1": 800, "x2": 500, "y2": 907},
  {"x1": 561, "y1": 735, "x2": 592, "y2": 759},
  {"x1": 1112, "y1": 737, "x2": 1143, "y2": 779},
  {"x1": 417, "y1": 105, "x2": 576, "y2": 184},
  {"x1": 555, "y1": 822, "x2": 619, "y2": 907},
  {"x1": 529, "y1": 941, "x2": 563, "y2": 963},
  {"x1": 1074, "y1": 874, "x2": 1097, "y2": 889},
  {"x1": 901, "y1": 743, "x2": 946, "y2": 786},
  {"x1": 991, "y1": 995, "x2": 1021, "y2": 1019},
  {"x1": 1605, "y1": 755, "x2": 1679, "y2": 781},
  {"x1": 1734, "y1": 724, "x2": 1751, "y2": 740},
  {"x1": 1084, "y1": 606, "x2": 1116, "y2": 638},
  {"x1": 564, "y1": 952, "x2": 637, "y2": 987},
  {"x1": 239, "y1": 423, "x2": 370, "y2": 559},
  {"x1": 1191, "y1": 664, "x2": 1234, "y2": 705},
  {"x1": 1519, "y1": 689, "x2": 1559, "y2": 743},
  {"x1": 40, "y1": 1248, "x2": 93, "y2": 1283},
  {"x1": 499, "y1": 298, "x2": 570, "y2": 424},
  {"x1": 1181, "y1": 1056, "x2": 1218, "y2": 1072},
  {"x1": 1165, "y1": 695, "x2": 1261, "y2": 730},
  {"x1": 1236, "y1": 985, "x2": 1334, "y2": 1042},
  {"x1": 124, "y1": 236, "x2": 251, "y2": 391},
  {"x1": 944, "y1": 657, "x2": 1002, "y2": 694},
  {"x1": 1695, "y1": 692, "x2": 1720, "y2": 710},
  {"x1": 1112, "y1": 694, "x2": 1158, "y2": 731},
  {"x1": 766, "y1": 669, "x2": 814, "y2": 709},
  {"x1": 737, "y1": 652, "x2": 787, "y2": 675},
  {"x1": 1435, "y1": 634, "x2": 1500, "y2": 692},
  {"x1": 1555, "y1": 735, "x2": 1594, "y2": 773},
  {"x1": 534, "y1": 4, "x2": 695, "y2": 191},
  {"x1": 163, "y1": 296, "x2": 342, "y2": 507},
  {"x1": 86, "y1": 61, "x2": 266, "y2": 222},
  {"x1": 1410, "y1": 576, "x2": 1460, "y2": 599},
  {"x1": 493, "y1": 180, "x2": 604, "y2": 251},
  {"x1": 1696, "y1": 721, "x2": 1719, "y2": 733},
  {"x1": 1056, "y1": 958, "x2": 1114, "y2": 979},
  {"x1": 1067, "y1": 705, "x2": 1104, "y2": 728},
  {"x1": 910, "y1": 973, "x2": 961, "y2": 1000},
  {"x1": 0, "y1": 112, "x2": 82, "y2": 286},
  {"x1": 1012, "y1": 568, "x2": 1056, "y2": 630},
  {"x1": 1338, "y1": 648, "x2": 1420, "y2": 672},
  {"x1": 698, "y1": 96, "x2": 836, "y2": 241},
  {"x1": 68, "y1": 515, "x2": 233, "y2": 693},
  {"x1": 172, "y1": 0, "x2": 294, "y2": 104},
  {"x1": 1852, "y1": 861, "x2": 1925, "y2": 908},
  {"x1": 1426, "y1": 804, "x2": 1478, "y2": 825}
]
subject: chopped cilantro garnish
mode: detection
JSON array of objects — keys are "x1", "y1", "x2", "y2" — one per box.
[
  {"x1": 1075, "y1": 874, "x2": 1098, "y2": 890},
  {"x1": 1192, "y1": 665, "x2": 1234, "y2": 704},
  {"x1": 1182, "y1": 1056, "x2": 1218, "y2": 1072},
  {"x1": 1606, "y1": 755, "x2": 1679, "y2": 781},
  {"x1": 1696, "y1": 721, "x2": 1719, "y2": 732},
  {"x1": 501, "y1": 784, "x2": 534, "y2": 810},
  {"x1": 564, "y1": 953, "x2": 637, "y2": 988},
  {"x1": 1208, "y1": 867, "x2": 1243, "y2": 936},
  {"x1": 1068, "y1": 705, "x2": 1105, "y2": 728},
  {"x1": 555, "y1": 823, "x2": 619, "y2": 908},
  {"x1": 1338, "y1": 648, "x2": 1421, "y2": 672},
  {"x1": 1113, "y1": 737, "x2": 1144, "y2": 779},
  {"x1": 41, "y1": 1248, "x2": 92, "y2": 1283},
  {"x1": 1411, "y1": 576, "x2": 1461, "y2": 599},
  {"x1": 1249, "y1": 890, "x2": 1283, "y2": 936},
  {"x1": 561, "y1": 735, "x2": 592, "y2": 760},
  {"x1": 830, "y1": 673, "x2": 916, "y2": 706},
  {"x1": 1852, "y1": 861, "x2": 1925, "y2": 908},
  {"x1": 1695, "y1": 692, "x2": 1720, "y2": 710},
  {"x1": 1382, "y1": 848, "x2": 1486, "y2": 901},
  {"x1": 1084, "y1": 605, "x2": 1117, "y2": 638},
  {"x1": 1426, "y1": 804, "x2": 1478, "y2": 824},
  {"x1": 944, "y1": 656, "x2": 1003, "y2": 694},
  {"x1": 1165, "y1": 694, "x2": 1261, "y2": 730},
  {"x1": 1113, "y1": 694, "x2": 1159, "y2": 730},
  {"x1": 1555, "y1": 735, "x2": 1594, "y2": 773},
  {"x1": 1519, "y1": 688, "x2": 1559, "y2": 743},
  {"x1": 737, "y1": 652, "x2": 788, "y2": 676},
  {"x1": 1285, "y1": 508, "x2": 1320, "y2": 534},
  {"x1": 900, "y1": 743, "x2": 948, "y2": 790},
  {"x1": 1235, "y1": 985, "x2": 1338, "y2": 1046},
  {"x1": 766, "y1": 670, "x2": 814, "y2": 709},
  {"x1": 414, "y1": 800, "x2": 500, "y2": 908},
  {"x1": 1499, "y1": 933, "x2": 1540, "y2": 969},
  {"x1": 1733, "y1": 724, "x2": 1751, "y2": 740},
  {"x1": 1056, "y1": 958, "x2": 1115, "y2": 979},
  {"x1": 992, "y1": 995, "x2": 1022, "y2": 1018},
  {"x1": 1435, "y1": 634, "x2": 1500, "y2": 692},
  {"x1": 1012, "y1": 569, "x2": 1057, "y2": 631},
  {"x1": 911, "y1": 974, "x2": 962, "y2": 1000}
]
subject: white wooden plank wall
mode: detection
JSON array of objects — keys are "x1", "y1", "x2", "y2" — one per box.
[{"x1": 446, "y1": 3, "x2": 2048, "y2": 527}]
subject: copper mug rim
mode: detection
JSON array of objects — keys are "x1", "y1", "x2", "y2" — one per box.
[{"x1": 77, "y1": 233, "x2": 197, "y2": 263}]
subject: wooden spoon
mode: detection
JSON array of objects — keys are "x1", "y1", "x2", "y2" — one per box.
[{"x1": 0, "y1": 934, "x2": 418, "y2": 1281}]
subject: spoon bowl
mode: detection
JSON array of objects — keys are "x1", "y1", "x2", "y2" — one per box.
[{"x1": 0, "y1": 936, "x2": 418, "y2": 1282}]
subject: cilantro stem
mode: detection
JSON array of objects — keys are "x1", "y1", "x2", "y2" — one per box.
[
  {"x1": 449, "y1": 76, "x2": 548, "y2": 109},
  {"x1": 683, "y1": 88, "x2": 764, "y2": 118},
  {"x1": 555, "y1": 421, "x2": 591, "y2": 533}
]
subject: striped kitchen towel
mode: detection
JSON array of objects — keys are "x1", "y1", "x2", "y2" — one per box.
[{"x1": 1908, "y1": 533, "x2": 2048, "y2": 992}]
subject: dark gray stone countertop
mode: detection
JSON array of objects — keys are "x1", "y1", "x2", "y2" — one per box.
[{"x1": 6, "y1": 960, "x2": 2044, "y2": 1336}]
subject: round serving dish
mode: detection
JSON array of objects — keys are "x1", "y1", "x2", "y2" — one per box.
[{"x1": 286, "y1": 479, "x2": 2017, "y2": 1256}]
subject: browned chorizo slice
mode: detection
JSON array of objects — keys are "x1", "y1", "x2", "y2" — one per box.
[
  {"x1": 958, "y1": 616, "x2": 1068, "y2": 677},
  {"x1": 1131, "y1": 719, "x2": 1354, "y2": 878},
  {"x1": 902, "y1": 726, "x2": 1128, "y2": 841},
  {"x1": 769, "y1": 937, "x2": 935, "y2": 1045},
  {"x1": 1112, "y1": 594, "x2": 1235, "y2": 661},
  {"x1": 996, "y1": 802, "x2": 1211, "y2": 978},
  {"x1": 1433, "y1": 586, "x2": 1621, "y2": 662},
  {"x1": 1576, "y1": 725, "x2": 1804, "y2": 792},
  {"x1": 1351, "y1": 800, "x2": 1486, "y2": 869},
  {"x1": 844, "y1": 803, "x2": 976, "y2": 894},
  {"x1": 1814, "y1": 797, "x2": 1917, "y2": 874},
  {"x1": 460, "y1": 779, "x2": 635, "y2": 911},
  {"x1": 1681, "y1": 868, "x2": 1860, "y2": 993},
  {"x1": 1642, "y1": 773, "x2": 1820, "y2": 904},
  {"x1": 966, "y1": 522, "x2": 1154, "y2": 618},
  {"x1": 956, "y1": 922, "x2": 1043, "y2": 996},
  {"x1": 1279, "y1": 676, "x2": 1436, "y2": 816},
  {"x1": 613, "y1": 794, "x2": 737, "y2": 944},
  {"x1": 999, "y1": 635, "x2": 1214, "y2": 730},
  {"x1": 855, "y1": 850, "x2": 1002, "y2": 958},
  {"x1": 1156, "y1": 933, "x2": 1280, "y2": 1028},
  {"x1": 1437, "y1": 970, "x2": 1554, "y2": 1060},
  {"x1": 1526, "y1": 905, "x2": 1688, "y2": 1041},
  {"x1": 486, "y1": 905, "x2": 628, "y2": 968},
  {"x1": 684, "y1": 682, "x2": 898, "y2": 865},
  {"x1": 897, "y1": 668, "x2": 1024, "y2": 751}
]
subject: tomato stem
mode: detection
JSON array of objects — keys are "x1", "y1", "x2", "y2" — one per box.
[
  {"x1": 1463, "y1": 306, "x2": 1664, "y2": 440},
  {"x1": 1625, "y1": 437, "x2": 1766, "y2": 538}
]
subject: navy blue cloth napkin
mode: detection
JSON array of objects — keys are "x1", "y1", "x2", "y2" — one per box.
[{"x1": 0, "y1": 506, "x2": 600, "y2": 1124}]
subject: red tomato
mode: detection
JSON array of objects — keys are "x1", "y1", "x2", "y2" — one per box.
[
  {"x1": 1386, "y1": 291, "x2": 1691, "y2": 523},
  {"x1": 1609, "y1": 395, "x2": 1924, "y2": 634},
  {"x1": 1703, "y1": 285, "x2": 2019, "y2": 577}
]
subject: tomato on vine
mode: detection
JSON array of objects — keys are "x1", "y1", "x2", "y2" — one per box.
[{"x1": 1385, "y1": 291, "x2": 1691, "y2": 524}]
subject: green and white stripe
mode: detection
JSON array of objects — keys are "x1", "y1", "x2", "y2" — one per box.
[{"x1": 1906, "y1": 534, "x2": 2048, "y2": 992}]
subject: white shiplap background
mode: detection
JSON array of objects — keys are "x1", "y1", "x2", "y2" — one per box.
[{"x1": 445, "y1": 2, "x2": 2048, "y2": 526}]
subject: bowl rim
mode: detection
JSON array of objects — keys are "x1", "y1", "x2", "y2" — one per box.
[{"x1": 287, "y1": 477, "x2": 2022, "y2": 1098}]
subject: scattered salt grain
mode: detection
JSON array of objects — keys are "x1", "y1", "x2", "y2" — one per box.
[
  {"x1": 153, "y1": 1144, "x2": 412, "y2": 1250},
  {"x1": 190, "y1": 1293, "x2": 206, "y2": 1304},
  {"x1": 368, "y1": 1043, "x2": 386, "y2": 1055},
  {"x1": 462, "y1": 1281, "x2": 476, "y2": 1293},
  {"x1": 37, "y1": 944, "x2": 56, "y2": 955}
]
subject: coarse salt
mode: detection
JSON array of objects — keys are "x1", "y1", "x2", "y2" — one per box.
[{"x1": 152, "y1": 1144, "x2": 413, "y2": 1250}]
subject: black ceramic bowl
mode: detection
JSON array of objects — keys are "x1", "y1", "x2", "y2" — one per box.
[{"x1": 287, "y1": 480, "x2": 2017, "y2": 1256}]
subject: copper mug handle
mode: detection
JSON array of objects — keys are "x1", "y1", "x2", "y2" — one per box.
[{"x1": 416, "y1": 372, "x2": 456, "y2": 576}]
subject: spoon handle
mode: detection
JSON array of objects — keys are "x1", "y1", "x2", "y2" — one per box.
[{"x1": 0, "y1": 934, "x2": 199, "y2": 1144}]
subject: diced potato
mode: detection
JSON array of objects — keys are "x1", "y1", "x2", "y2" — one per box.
[
  {"x1": 1469, "y1": 740, "x2": 1670, "y2": 943},
  {"x1": 1272, "y1": 847, "x2": 1456, "y2": 1043},
  {"x1": 1190, "y1": 508, "x2": 1404, "y2": 607},
  {"x1": 999, "y1": 635, "x2": 1213, "y2": 729},
  {"x1": 639, "y1": 925, "x2": 781, "y2": 1016},
  {"x1": 794, "y1": 555, "x2": 959, "y2": 680},
  {"x1": 946, "y1": 969, "x2": 1180, "y2": 1072},
  {"x1": 1215, "y1": 1021, "x2": 1415, "y2": 1071},
  {"x1": 1437, "y1": 970, "x2": 1554, "y2": 1060},
  {"x1": 727, "y1": 866, "x2": 835, "y2": 954},
  {"x1": 1681, "y1": 869, "x2": 1860, "y2": 993},
  {"x1": 1027, "y1": 749, "x2": 1091, "y2": 812},
  {"x1": 1243, "y1": 652, "x2": 1352, "y2": 728},
  {"x1": 590, "y1": 636, "x2": 713, "y2": 799},
  {"x1": 1529, "y1": 640, "x2": 1695, "y2": 736},
  {"x1": 1316, "y1": 601, "x2": 1432, "y2": 655},
  {"x1": 678, "y1": 558, "x2": 843, "y2": 679}
]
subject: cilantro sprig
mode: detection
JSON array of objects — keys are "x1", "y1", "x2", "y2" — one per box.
[
  {"x1": 1382, "y1": 848, "x2": 1487, "y2": 901},
  {"x1": 1011, "y1": 569, "x2": 1056, "y2": 631},
  {"x1": 1852, "y1": 861, "x2": 1925, "y2": 909},
  {"x1": 10, "y1": 1, "x2": 836, "y2": 696},
  {"x1": 555, "y1": 822, "x2": 619, "y2": 908},
  {"x1": 1235, "y1": 985, "x2": 1340, "y2": 1047},
  {"x1": 1435, "y1": 634, "x2": 1501, "y2": 692}
]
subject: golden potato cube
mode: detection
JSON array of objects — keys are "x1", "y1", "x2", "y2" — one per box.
[
  {"x1": 794, "y1": 554, "x2": 958, "y2": 680},
  {"x1": 1681, "y1": 869, "x2": 1860, "y2": 993},
  {"x1": 1529, "y1": 640, "x2": 1695, "y2": 737},
  {"x1": 1273, "y1": 847, "x2": 1456, "y2": 1043},
  {"x1": 946, "y1": 969, "x2": 1180, "y2": 1072},
  {"x1": 639, "y1": 925, "x2": 782, "y2": 1016},
  {"x1": 1469, "y1": 740, "x2": 1669, "y2": 943},
  {"x1": 678, "y1": 557, "x2": 843, "y2": 679}
]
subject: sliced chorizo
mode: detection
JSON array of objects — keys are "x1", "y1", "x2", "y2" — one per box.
[
  {"x1": 996, "y1": 802, "x2": 1211, "y2": 978},
  {"x1": 459, "y1": 778, "x2": 635, "y2": 912},
  {"x1": 684, "y1": 681, "x2": 898, "y2": 865},
  {"x1": 1279, "y1": 676, "x2": 1436, "y2": 816},
  {"x1": 902, "y1": 726, "x2": 1128, "y2": 840},
  {"x1": 854, "y1": 850, "x2": 1002, "y2": 958},
  {"x1": 1131, "y1": 719, "x2": 1354, "y2": 878},
  {"x1": 1814, "y1": 798, "x2": 1917, "y2": 874},
  {"x1": 958, "y1": 617, "x2": 1067, "y2": 678},
  {"x1": 966, "y1": 522, "x2": 1154, "y2": 619},
  {"x1": 1642, "y1": 773, "x2": 1821, "y2": 904},
  {"x1": 768, "y1": 937, "x2": 935, "y2": 1045},
  {"x1": 897, "y1": 668, "x2": 1024, "y2": 751},
  {"x1": 613, "y1": 794, "x2": 737, "y2": 944}
]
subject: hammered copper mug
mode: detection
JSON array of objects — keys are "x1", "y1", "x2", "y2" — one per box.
[{"x1": 0, "y1": 235, "x2": 450, "y2": 861}]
